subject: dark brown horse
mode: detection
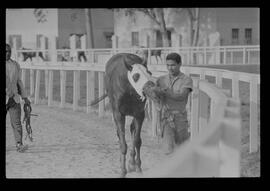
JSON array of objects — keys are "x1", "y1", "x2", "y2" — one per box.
[
  {"x1": 135, "y1": 46, "x2": 162, "y2": 64},
  {"x1": 104, "y1": 53, "x2": 161, "y2": 177},
  {"x1": 21, "y1": 47, "x2": 46, "y2": 62}
]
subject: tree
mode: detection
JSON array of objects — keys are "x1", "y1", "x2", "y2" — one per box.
[
  {"x1": 33, "y1": 9, "x2": 48, "y2": 23},
  {"x1": 186, "y1": 8, "x2": 200, "y2": 47},
  {"x1": 85, "y1": 9, "x2": 95, "y2": 48},
  {"x1": 116, "y1": 8, "x2": 201, "y2": 48},
  {"x1": 117, "y1": 8, "x2": 170, "y2": 47}
]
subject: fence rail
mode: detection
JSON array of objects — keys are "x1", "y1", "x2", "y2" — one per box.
[
  {"x1": 18, "y1": 60, "x2": 259, "y2": 156},
  {"x1": 142, "y1": 81, "x2": 241, "y2": 177},
  {"x1": 18, "y1": 61, "x2": 243, "y2": 176},
  {"x1": 13, "y1": 45, "x2": 260, "y2": 66}
]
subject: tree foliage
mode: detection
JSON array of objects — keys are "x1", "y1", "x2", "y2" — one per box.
[
  {"x1": 115, "y1": 8, "x2": 201, "y2": 47},
  {"x1": 33, "y1": 9, "x2": 48, "y2": 23}
]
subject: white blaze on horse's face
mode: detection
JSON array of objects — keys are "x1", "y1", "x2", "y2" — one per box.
[{"x1": 127, "y1": 64, "x2": 156, "y2": 101}]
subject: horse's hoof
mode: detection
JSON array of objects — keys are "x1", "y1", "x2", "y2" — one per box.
[
  {"x1": 127, "y1": 163, "x2": 136, "y2": 173},
  {"x1": 135, "y1": 167, "x2": 142, "y2": 173},
  {"x1": 119, "y1": 172, "x2": 126, "y2": 178}
]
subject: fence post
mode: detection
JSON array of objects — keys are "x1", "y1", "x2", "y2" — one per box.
[
  {"x1": 247, "y1": 50, "x2": 250, "y2": 65},
  {"x1": 30, "y1": 69, "x2": 35, "y2": 97},
  {"x1": 230, "y1": 52, "x2": 233, "y2": 65},
  {"x1": 190, "y1": 78, "x2": 200, "y2": 139},
  {"x1": 232, "y1": 73, "x2": 240, "y2": 99},
  {"x1": 11, "y1": 37, "x2": 18, "y2": 60},
  {"x1": 199, "y1": 85, "x2": 210, "y2": 132},
  {"x1": 204, "y1": 47, "x2": 207, "y2": 65},
  {"x1": 200, "y1": 69, "x2": 206, "y2": 81},
  {"x1": 60, "y1": 70, "x2": 66, "y2": 108},
  {"x1": 73, "y1": 70, "x2": 79, "y2": 111},
  {"x1": 243, "y1": 47, "x2": 246, "y2": 65},
  {"x1": 98, "y1": 72, "x2": 105, "y2": 117},
  {"x1": 21, "y1": 69, "x2": 26, "y2": 87},
  {"x1": 80, "y1": 34, "x2": 87, "y2": 62},
  {"x1": 48, "y1": 70, "x2": 54, "y2": 107},
  {"x1": 219, "y1": 98, "x2": 241, "y2": 177},
  {"x1": 70, "y1": 35, "x2": 81, "y2": 100},
  {"x1": 34, "y1": 70, "x2": 41, "y2": 104},
  {"x1": 49, "y1": 35, "x2": 57, "y2": 63},
  {"x1": 45, "y1": 70, "x2": 49, "y2": 98},
  {"x1": 224, "y1": 47, "x2": 227, "y2": 65},
  {"x1": 249, "y1": 76, "x2": 258, "y2": 153},
  {"x1": 215, "y1": 71, "x2": 223, "y2": 88},
  {"x1": 87, "y1": 71, "x2": 95, "y2": 113}
]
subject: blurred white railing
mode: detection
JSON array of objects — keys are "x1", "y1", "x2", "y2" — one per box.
[{"x1": 13, "y1": 45, "x2": 260, "y2": 66}]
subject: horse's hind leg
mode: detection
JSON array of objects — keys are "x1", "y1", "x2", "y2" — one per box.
[
  {"x1": 113, "y1": 111, "x2": 128, "y2": 177},
  {"x1": 134, "y1": 112, "x2": 144, "y2": 173},
  {"x1": 128, "y1": 119, "x2": 136, "y2": 172}
]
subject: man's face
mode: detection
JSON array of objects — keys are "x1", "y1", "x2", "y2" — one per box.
[
  {"x1": 166, "y1": 59, "x2": 180, "y2": 76},
  {"x1": 6, "y1": 45, "x2": 11, "y2": 61}
]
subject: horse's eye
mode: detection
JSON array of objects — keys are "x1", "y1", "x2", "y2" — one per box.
[
  {"x1": 147, "y1": 70, "x2": 152, "y2": 75},
  {"x1": 132, "y1": 73, "x2": 140, "y2": 82}
]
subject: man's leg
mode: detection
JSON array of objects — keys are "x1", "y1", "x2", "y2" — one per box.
[
  {"x1": 174, "y1": 117, "x2": 190, "y2": 145},
  {"x1": 8, "y1": 103, "x2": 28, "y2": 152},
  {"x1": 162, "y1": 125, "x2": 175, "y2": 155}
]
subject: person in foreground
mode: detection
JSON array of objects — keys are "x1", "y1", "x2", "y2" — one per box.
[
  {"x1": 156, "y1": 53, "x2": 193, "y2": 155},
  {"x1": 6, "y1": 43, "x2": 31, "y2": 153}
]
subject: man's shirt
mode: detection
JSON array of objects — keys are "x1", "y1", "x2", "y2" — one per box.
[
  {"x1": 6, "y1": 59, "x2": 26, "y2": 103},
  {"x1": 157, "y1": 71, "x2": 193, "y2": 120}
]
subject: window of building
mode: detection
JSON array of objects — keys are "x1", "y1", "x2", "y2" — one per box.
[
  {"x1": 8, "y1": 35, "x2": 22, "y2": 49},
  {"x1": 232, "y1": 28, "x2": 239, "y2": 45},
  {"x1": 104, "y1": 32, "x2": 113, "y2": 48},
  {"x1": 245, "y1": 28, "x2": 252, "y2": 45},
  {"x1": 131, "y1": 32, "x2": 139, "y2": 46},
  {"x1": 156, "y1": 30, "x2": 172, "y2": 47}
]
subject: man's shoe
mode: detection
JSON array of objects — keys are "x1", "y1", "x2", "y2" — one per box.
[{"x1": 16, "y1": 143, "x2": 28, "y2": 153}]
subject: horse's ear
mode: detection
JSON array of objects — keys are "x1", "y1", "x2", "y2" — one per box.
[
  {"x1": 124, "y1": 61, "x2": 133, "y2": 71},
  {"x1": 141, "y1": 58, "x2": 147, "y2": 67}
]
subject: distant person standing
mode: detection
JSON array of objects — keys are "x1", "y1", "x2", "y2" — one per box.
[
  {"x1": 156, "y1": 53, "x2": 193, "y2": 154},
  {"x1": 6, "y1": 43, "x2": 31, "y2": 152}
]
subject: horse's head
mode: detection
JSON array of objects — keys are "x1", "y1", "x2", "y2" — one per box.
[{"x1": 126, "y1": 63, "x2": 164, "y2": 110}]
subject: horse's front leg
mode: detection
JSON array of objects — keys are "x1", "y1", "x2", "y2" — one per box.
[
  {"x1": 128, "y1": 119, "x2": 136, "y2": 172},
  {"x1": 134, "y1": 113, "x2": 144, "y2": 173},
  {"x1": 113, "y1": 111, "x2": 127, "y2": 178}
]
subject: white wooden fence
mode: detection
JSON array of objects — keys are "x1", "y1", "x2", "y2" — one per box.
[
  {"x1": 142, "y1": 80, "x2": 241, "y2": 177},
  {"x1": 18, "y1": 60, "x2": 259, "y2": 155},
  {"x1": 18, "y1": 61, "x2": 243, "y2": 177},
  {"x1": 9, "y1": 35, "x2": 259, "y2": 177},
  {"x1": 13, "y1": 45, "x2": 260, "y2": 66}
]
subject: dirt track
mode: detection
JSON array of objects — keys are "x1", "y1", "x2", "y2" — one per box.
[{"x1": 6, "y1": 104, "x2": 167, "y2": 178}]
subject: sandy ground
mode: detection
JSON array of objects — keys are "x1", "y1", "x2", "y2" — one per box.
[
  {"x1": 6, "y1": 104, "x2": 168, "y2": 178},
  {"x1": 6, "y1": 65, "x2": 260, "y2": 178}
]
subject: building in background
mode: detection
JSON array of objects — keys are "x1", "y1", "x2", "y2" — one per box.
[
  {"x1": 113, "y1": 8, "x2": 259, "y2": 48},
  {"x1": 6, "y1": 8, "x2": 114, "y2": 49},
  {"x1": 6, "y1": 8, "x2": 259, "y2": 50}
]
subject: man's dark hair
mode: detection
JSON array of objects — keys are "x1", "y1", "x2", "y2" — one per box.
[
  {"x1": 166, "y1": 53, "x2": 181, "y2": 64},
  {"x1": 6, "y1": 43, "x2": 11, "y2": 52}
]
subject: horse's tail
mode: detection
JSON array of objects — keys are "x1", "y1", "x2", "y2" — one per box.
[{"x1": 90, "y1": 93, "x2": 108, "y2": 106}]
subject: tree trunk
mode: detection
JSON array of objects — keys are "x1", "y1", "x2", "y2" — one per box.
[
  {"x1": 192, "y1": 8, "x2": 200, "y2": 47},
  {"x1": 155, "y1": 8, "x2": 170, "y2": 47},
  {"x1": 85, "y1": 9, "x2": 95, "y2": 48}
]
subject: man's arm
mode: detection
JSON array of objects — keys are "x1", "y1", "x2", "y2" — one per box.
[
  {"x1": 15, "y1": 61, "x2": 27, "y2": 98},
  {"x1": 163, "y1": 87, "x2": 192, "y2": 101},
  {"x1": 163, "y1": 76, "x2": 193, "y2": 101}
]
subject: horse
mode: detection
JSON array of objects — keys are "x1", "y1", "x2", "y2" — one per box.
[
  {"x1": 59, "y1": 46, "x2": 87, "y2": 62},
  {"x1": 21, "y1": 47, "x2": 46, "y2": 62},
  {"x1": 103, "y1": 53, "x2": 162, "y2": 177},
  {"x1": 135, "y1": 46, "x2": 162, "y2": 64}
]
